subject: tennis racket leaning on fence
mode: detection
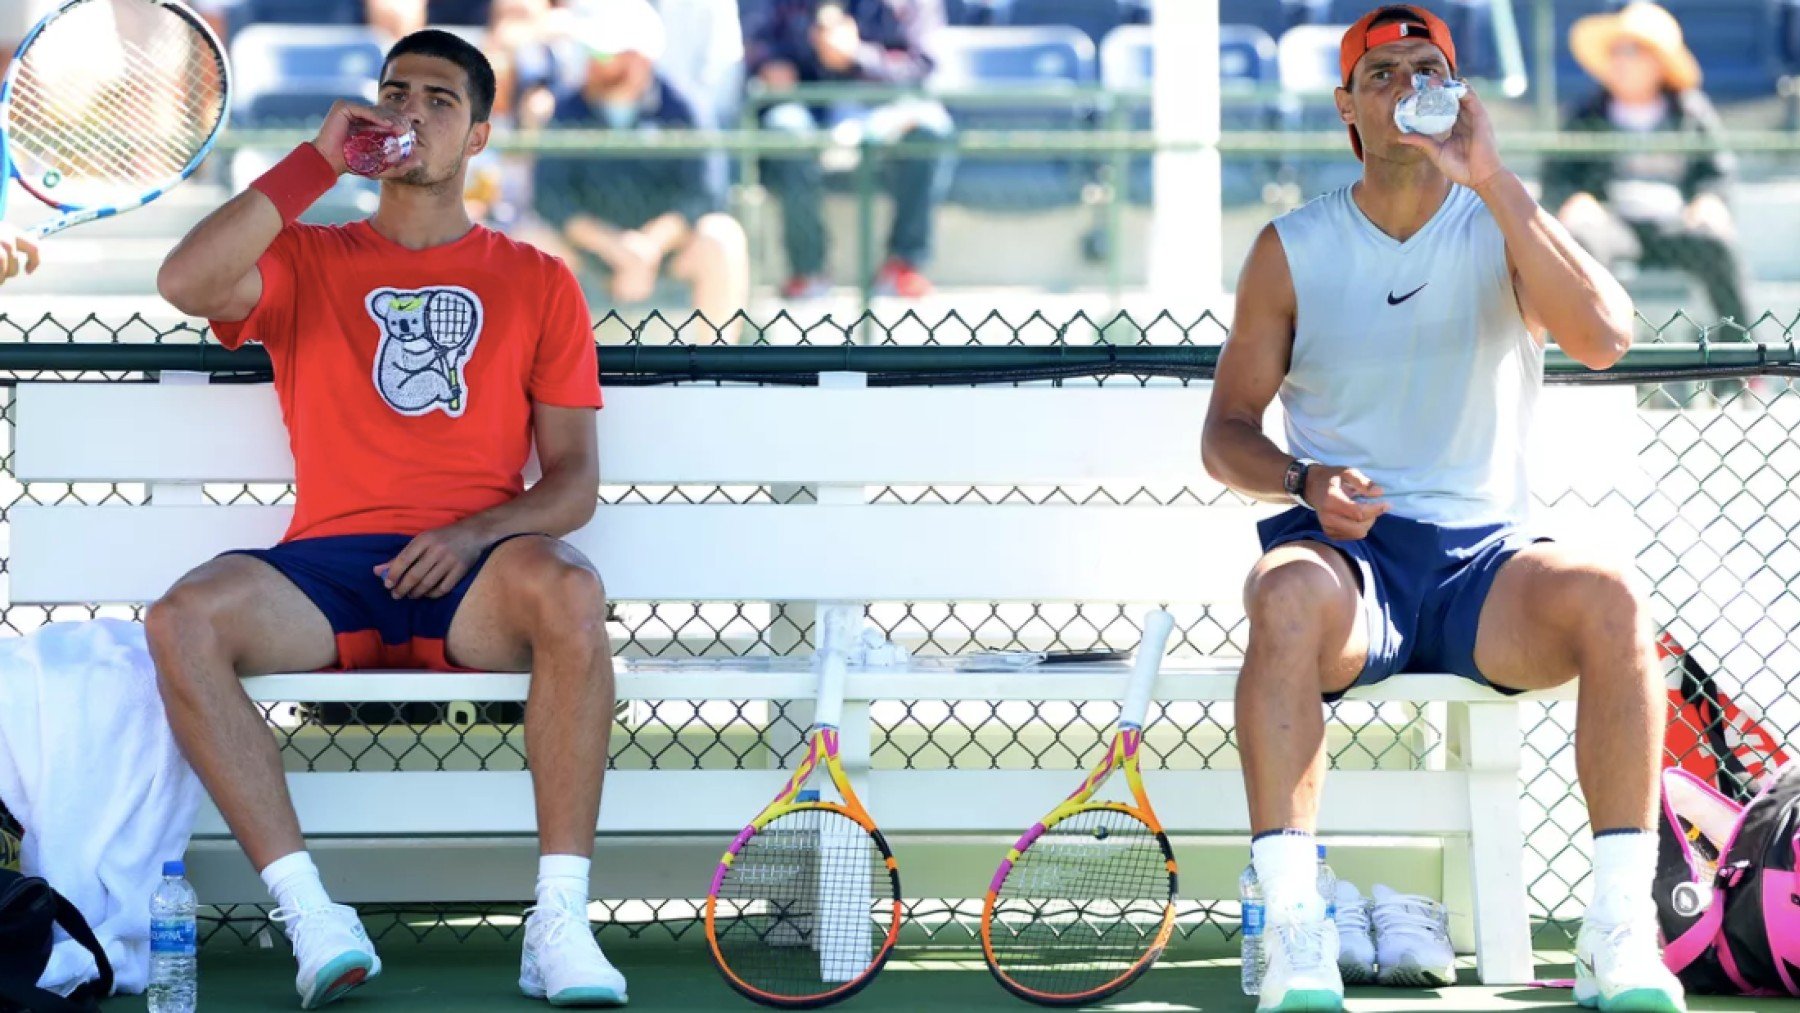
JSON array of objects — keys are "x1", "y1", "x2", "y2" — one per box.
[
  {"x1": 981, "y1": 608, "x2": 1179, "y2": 1006},
  {"x1": 705, "y1": 615, "x2": 902, "y2": 1008},
  {"x1": 0, "y1": 0, "x2": 229, "y2": 239}
]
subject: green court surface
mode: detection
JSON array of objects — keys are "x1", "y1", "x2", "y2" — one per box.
[{"x1": 101, "y1": 938, "x2": 1784, "y2": 1012}]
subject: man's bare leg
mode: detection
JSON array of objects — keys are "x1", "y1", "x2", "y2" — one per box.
[
  {"x1": 1474, "y1": 543, "x2": 1660, "y2": 831},
  {"x1": 447, "y1": 534, "x2": 625, "y2": 1005},
  {"x1": 146, "y1": 555, "x2": 379, "y2": 1009},
  {"x1": 448, "y1": 535, "x2": 615, "y2": 856},
  {"x1": 1239, "y1": 542, "x2": 1369, "y2": 835},
  {"x1": 145, "y1": 555, "x2": 336, "y2": 870},
  {"x1": 1474, "y1": 543, "x2": 1684, "y2": 1010}
]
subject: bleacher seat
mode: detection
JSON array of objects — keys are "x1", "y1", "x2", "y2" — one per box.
[
  {"x1": 233, "y1": 0, "x2": 362, "y2": 27},
  {"x1": 1099, "y1": 24, "x2": 1279, "y2": 205},
  {"x1": 1655, "y1": 0, "x2": 1780, "y2": 101},
  {"x1": 930, "y1": 26, "x2": 1099, "y2": 211},
  {"x1": 1325, "y1": 0, "x2": 1502, "y2": 80},
  {"x1": 1001, "y1": 0, "x2": 1126, "y2": 45},
  {"x1": 1279, "y1": 23, "x2": 1360, "y2": 198},
  {"x1": 229, "y1": 25, "x2": 386, "y2": 126}
]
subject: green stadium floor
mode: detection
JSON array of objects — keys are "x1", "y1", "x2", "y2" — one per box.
[{"x1": 99, "y1": 938, "x2": 1784, "y2": 1012}]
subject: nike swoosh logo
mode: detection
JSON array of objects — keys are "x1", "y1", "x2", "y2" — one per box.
[{"x1": 1387, "y1": 283, "x2": 1428, "y2": 305}]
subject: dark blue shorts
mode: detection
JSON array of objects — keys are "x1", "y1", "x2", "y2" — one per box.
[
  {"x1": 1256, "y1": 508, "x2": 1546, "y2": 701},
  {"x1": 226, "y1": 533, "x2": 530, "y2": 671}
]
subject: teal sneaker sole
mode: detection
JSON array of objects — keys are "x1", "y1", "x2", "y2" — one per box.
[
  {"x1": 300, "y1": 952, "x2": 377, "y2": 1009},
  {"x1": 1258, "y1": 989, "x2": 1345, "y2": 1012},
  {"x1": 1595, "y1": 988, "x2": 1686, "y2": 1013}
]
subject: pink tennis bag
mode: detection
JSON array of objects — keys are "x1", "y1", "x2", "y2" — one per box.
[{"x1": 1657, "y1": 762, "x2": 1800, "y2": 995}]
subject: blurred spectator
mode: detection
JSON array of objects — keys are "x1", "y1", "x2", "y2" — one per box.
[
  {"x1": 529, "y1": 3, "x2": 750, "y2": 337},
  {"x1": 748, "y1": 0, "x2": 952, "y2": 298},
  {"x1": 366, "y1": 0, "x2": 495, "y2": 38},
  {"x1": 1544, "y1": 2, "x2": 1752, "y2": 331}
]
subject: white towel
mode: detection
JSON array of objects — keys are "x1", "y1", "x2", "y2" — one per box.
[{"x1": 0, "y1": 619, "x2": 203, "y2": 996}]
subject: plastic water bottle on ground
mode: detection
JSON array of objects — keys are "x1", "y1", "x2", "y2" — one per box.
[
  {"x1": 1317, "y1": 845, "x2": 1338, "y2": 919},
  {"x1": 1239, "y1": 862, "x2": 1265, "y2": 995},
  {"x1": 149, "y1": 859, "x2": 198, "y2": 1013}
]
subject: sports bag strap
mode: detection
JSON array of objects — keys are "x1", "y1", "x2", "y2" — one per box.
[
  {"x1": 46, "y1": 891, "x2": 110, "y2": 1003},
  {"x1": 0, "y1": 971, "x2": 94, "y2": 1013},
  {"x1": 1660, "y1": 896, "x2": 1724, "y2": 976}
]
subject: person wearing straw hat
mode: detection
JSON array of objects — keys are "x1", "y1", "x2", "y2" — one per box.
[
  {"x1": 1204, "y1": 4, "x2": 1685, "y2": 1011},
  {"x1": 1546, "y1": 2, "x2": 1752, "y2": 368}
]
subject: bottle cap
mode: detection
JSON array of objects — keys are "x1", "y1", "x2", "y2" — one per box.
[{"x1": 162, "y1": 860, "x2": 185, "y2": 876}]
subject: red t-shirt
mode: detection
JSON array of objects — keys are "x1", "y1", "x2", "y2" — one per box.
[{"x1": 211, "y1": 221, "x2": 602, "y2": 542}]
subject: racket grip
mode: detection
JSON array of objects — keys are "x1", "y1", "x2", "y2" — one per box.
[{"x1": 1119, "y1": 609, "x2": 1174, "y2": 728}]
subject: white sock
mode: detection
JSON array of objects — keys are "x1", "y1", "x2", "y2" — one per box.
[
  {"x1": 1587, "y1": 830, "x2": 1658, "y2": 925},
  {"x1": 536, "y1": 854, "x2": 591, "y2": 911},
  {"x1": 261, "y1": 851, "x2": 332, "y2": 913},
  {"x1": 1253, "y1": 831, "x2": 1324, "y2": 922}
]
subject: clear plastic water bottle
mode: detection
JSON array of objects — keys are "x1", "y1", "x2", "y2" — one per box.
[
  {"x1": 1317, "y1": 844, "x2": 1338, "y2": 920},
  {"x1": 1239, "y1": 863, "x2": 1265, "y2": 995},
  {"x1": 148, "y1": 860, "x2": 197, "y2": 1013}
]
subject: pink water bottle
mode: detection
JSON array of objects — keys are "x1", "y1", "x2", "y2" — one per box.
[{"x1": 342, "y1": 121, "x2": 415, "y2": 177}]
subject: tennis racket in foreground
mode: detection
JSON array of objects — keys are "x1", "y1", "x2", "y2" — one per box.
[
  {"x1": 0, "y1": 0, "x2": 229, "y2": 238},
  {"x1": 706, "y1": 614, "x2": 901, "y2": 1008},
  {"x1": 981, "y1": 608, "x2": 1179, "y2": 1005}
]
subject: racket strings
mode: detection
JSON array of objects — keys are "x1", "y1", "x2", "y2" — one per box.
[
  {"x1": 8, "y1": 1, "x2": 225, "y2": 195},
  {"x1": 712, "y1": 807, "x2": 893, "y2": 999},
  {"x1": 987, "y1": 808, "x2": 1174, "y2": 995}
]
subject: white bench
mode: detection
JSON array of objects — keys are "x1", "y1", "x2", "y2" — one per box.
[{"x1": 9, "y1": 374, "x2": 1645, "y2": 983}]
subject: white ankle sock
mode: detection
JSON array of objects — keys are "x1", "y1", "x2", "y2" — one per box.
[
  {"x1": 1587, "y1": 829, "x2": 1657, "y2": 925},
  {"x1": 1252, "y1": 831, "x2": 1323, "y2": 921},
  {"x1": 261, "y1": 852, "x2": 332, "y2": 913},
  {"x1": 536, "y1": 854, "x2": 591, "y2": 910}
]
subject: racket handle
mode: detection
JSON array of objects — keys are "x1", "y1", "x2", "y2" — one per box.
[
  {"x1": 813, "y1": 604, "x2": 856, "y2": 729},
  {"x1": 1119, "y1": 609, "x2": 1174, "y2": 728}
]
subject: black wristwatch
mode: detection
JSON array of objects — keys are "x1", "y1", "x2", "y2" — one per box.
[{"x1": 1283, "y1": 457, "x2": 1317, "y2": 509}]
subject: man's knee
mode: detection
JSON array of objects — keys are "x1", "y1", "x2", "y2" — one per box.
[
  {"x1": 695, "y1": 213, "x2": 747, "y2": 257},
  {"x1": 145, "y1": 582, "x2": 234, "y2": 693},
  {"x1": 1536, "y1": 551, "x2": 1648, "y2": 655},
  {"x1": 514, "y1": 544, "x2": 610, "y2": 651},
  {"x1": 1244, "y1": 554, "x2": 1354, "y2": 628}
]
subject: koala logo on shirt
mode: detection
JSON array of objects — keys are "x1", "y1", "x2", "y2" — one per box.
[{"x1": 366, "y1": 286, "x2": 485, "y2": 417}]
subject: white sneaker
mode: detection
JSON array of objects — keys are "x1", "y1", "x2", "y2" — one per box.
[
  {"x1": 269, "y1": 903, "x2": 382, "y2": 1009},
  {"x1": 1258, "y1": 910, "x2": 1344, "y2": 1012},
  {"x1": 520, "y1": 896, "x2": 629, "y2": 1007},
  {"x1": 1575, "y1": 914, "x2": 1687, "y2": 1012},
  {"x1": 1370, "y1": 884, "x2": 1456, "y2": 987},
  {"x1": 1332, "y1": 881, "x2": 1375, "y2": 985}
]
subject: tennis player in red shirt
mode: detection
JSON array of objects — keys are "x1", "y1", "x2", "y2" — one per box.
[{"x1": 153, "y1": 30, "x2": 624, "y2": 1009}]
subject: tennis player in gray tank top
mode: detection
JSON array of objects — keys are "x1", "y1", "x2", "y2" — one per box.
[{"x1": 1199, "y1": 6, "x2": 1685, "y2": 1012}]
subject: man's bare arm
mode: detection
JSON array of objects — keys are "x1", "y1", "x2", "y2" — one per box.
[
  {"x1": 156, "y1": 187, "x2": 281, "y2": 320},
  {"x1": 157, "y1": 100, "x2": 402, "y2": 320},
  {"x1": 1202, "y1": 224, "x2": 1302, "y2": 503},
  {"x1": 461, "y1": 403, "x2": 601, "y2": 544},
  {"x1": 380, "y1": 404, "x2": 600, "y2": 599},
  {"x1": 1484, "y1": 171, "x2": 1634, "y2": 370}
]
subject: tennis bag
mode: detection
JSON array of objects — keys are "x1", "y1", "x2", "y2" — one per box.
[
  {"x1": 1657, "y1": 762, "x2": 1800, "y2": 995},
  {"x1": 0, "y1": 795, "x2": 111, "y2": 1013}
]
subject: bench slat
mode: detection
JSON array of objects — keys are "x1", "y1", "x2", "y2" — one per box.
[
  {"x1": 10, "y1": 503, "x2": 1268, "y2": 604},
  {"x1": 193, "y1": 769, "x2": 1477, "y2": 837},
  {"x1": 9, "y1": 497, "x2": 1646, "y2": 607},
  {"x1": 14, "y1": 384, "x2": 1215, "y2": 486},
  {"x1": 232, "y1": 664, "x2": 1575, "y2": 703}
]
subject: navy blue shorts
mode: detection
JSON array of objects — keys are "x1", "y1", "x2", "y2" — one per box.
[
  {"x1": 1256, "y1": 508, "x2": 1546, "y2": 700},
  {"x1": 227, "y1": 533, "x2": 530, "y2": 671}
]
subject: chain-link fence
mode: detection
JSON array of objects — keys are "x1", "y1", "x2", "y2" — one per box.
[{"x1": 2, "y1": 311, "x2": 1795, "y2": 954}]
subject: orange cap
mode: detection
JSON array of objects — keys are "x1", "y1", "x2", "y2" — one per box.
[{"x1": 1340, "y1": 5, "x2": 1459, "y2": 160}]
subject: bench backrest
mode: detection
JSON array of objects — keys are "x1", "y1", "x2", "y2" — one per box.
[{"x1": 9, "y1": 378, "x2": 1644, "y2": 608}]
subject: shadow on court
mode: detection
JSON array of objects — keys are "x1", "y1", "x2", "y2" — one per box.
[{"x1": 94, "y1": 938, "x2": 1782, "y2": 1011}]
